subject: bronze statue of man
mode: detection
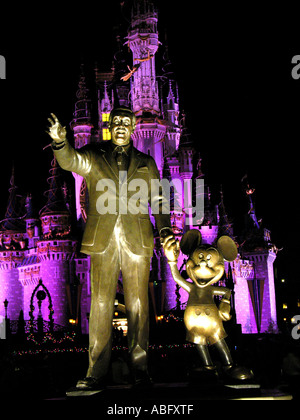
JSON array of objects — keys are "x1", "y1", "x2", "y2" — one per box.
[{"x1": 47, "y1": 107, "x2": 174, "y2": 391}]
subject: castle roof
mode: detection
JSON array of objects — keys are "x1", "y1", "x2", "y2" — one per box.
[
  {"x1": 70, "y1": 64, "x2": 93, "y2": 130},
  {"x1": 39, "y1": 157, "x2": 69, "y2": 217},
  {"x1": 24, "y1": 194, "x2": 38, "y2": 220},
  {"x1": 0, "y1": 166, "x2": 25, "y2": 233}
]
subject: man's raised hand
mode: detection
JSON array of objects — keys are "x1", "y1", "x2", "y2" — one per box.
[
  {"x1": 46, "y1": 113, "x2": 67, "y2": 143},
  {"x1": 163, "y1": 235, "x2": 180, "y2": 263}
]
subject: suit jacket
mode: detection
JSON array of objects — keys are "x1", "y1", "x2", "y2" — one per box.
[{"x1": 52, "y1": 139, "x2": 172, "y2": 257}]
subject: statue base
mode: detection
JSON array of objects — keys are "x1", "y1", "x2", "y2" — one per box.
[
  {"x1": 66, "y1": 387, "x2": 105, "y2": 397},
  {"x1": 63, "y1": 381, "x2": 291, "y2": 401},
  {"x1": 225, "y1": 383, "x2": 261, "y2": 390}
]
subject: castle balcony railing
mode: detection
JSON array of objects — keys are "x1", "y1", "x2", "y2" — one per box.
[{"x1": 9, "y1": 319, "x2": 69, "y2": 334}]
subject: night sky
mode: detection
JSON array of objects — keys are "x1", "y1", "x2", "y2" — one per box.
[{"x1": 0, "y1": 0, "x2": 300, "y2": 288}]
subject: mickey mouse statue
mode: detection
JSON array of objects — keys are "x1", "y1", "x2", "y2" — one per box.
[{"x1": 163, "y1": 229, "x2": 254, "y2": 382}]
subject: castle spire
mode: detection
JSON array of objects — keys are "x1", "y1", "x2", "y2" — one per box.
[
  {"x1": 40, "y1": 158, "x2": 69, "y2": 217},
  {"x1": 218, "y1": 186, "x2": 234, "y2": 237},
  {"x1": 71, "y1": 64, "x2": 93, "y2": 149},
  {"x1": 128, "y1": 0, "x2": 166, "y2": 172},
  {"x1": 128, "y1": 0, "x2": 160, "y2": 116},
  {"x1": 39, "y1": 158, "x2": 71, "y2": 238},
  {"x1": 1, "y1": 165, "x2": 25, "y2": 232},
  {"x1": 70, "y1": 65, "x2": 94, "y2": 224},
  {"x1": 241, "y1": 175, "x2": 260, "y2": 230},
  {"x1": 72, "y1": 64, "x2": 91, "y2": 122}
]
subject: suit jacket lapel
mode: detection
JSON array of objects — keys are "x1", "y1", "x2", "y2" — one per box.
[
  {"x1": 127, "y1": 146, "x2": 142, "y2": 182},
  {"x1": 101, "y1": 143, "x2": 119, "y2": 181}
]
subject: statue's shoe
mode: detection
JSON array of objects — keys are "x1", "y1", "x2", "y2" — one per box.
[
  {"x1": 66, "y1": 377, "x2": 105, "y2": 397},
  {"x1": 76, "y1": 377, "x2": 105, "y2": 390},
  {"x1": 223, "y1": 365, "x2": 255, "y2": 382}
]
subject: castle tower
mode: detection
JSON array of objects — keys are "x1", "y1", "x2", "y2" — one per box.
[
  {"x1": 233, "y1": 183, "x2": 278, "y2": 333},
  {"x1": 128, "y1": 0, "x2": 166, "y2": 174},
  {"x1": 178, "y1": 117, "x2": 195, "y2": 232},
  {"x1": 0, "y1": 168, "x2": 25, "y2": 320},
  {"x1": 37, "y1": 158, "x2": 77, "y2": 326},
  {"x1": 70, "y1": 66, "x2": 93, "y2": 223},
  {"x1": 191, "y1": 155, "x2": 219, "y2": 245},
  {"x1": 164, "y1": 80, "x2": 181, "y2": 156},
  {"x1": 24, "y1": 194, "x2": 40, "y2": 249},
  {"x1": 129, "y1": 0, "x2": 160, "y2": 116},
  {"x1": 39, "y1": 157, "x2": 71, "y2": 236},
  {"x1": 99, "y1": 80, "x2": 113, "y2": 141}
]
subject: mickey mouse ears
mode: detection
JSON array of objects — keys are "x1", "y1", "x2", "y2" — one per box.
[
  {"x1": 217, "y1": 236, "x2": 238, "y2": 262},
  {"x1": 180, "y1": 229, "x2": 202, "y2": 255}
]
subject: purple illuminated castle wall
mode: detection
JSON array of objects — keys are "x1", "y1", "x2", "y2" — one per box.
[{"x1": 0, "y1": 0, "x2": 278, "y2": 335}]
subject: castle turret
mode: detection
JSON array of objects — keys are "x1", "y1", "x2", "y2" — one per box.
[
  {"x1": 1, "y1": 166, "x2": 26, "y2": 236},
  {"x1": 71, "y1": 66, "x2": 93, "y2": 223},
  {"x1": 164, "y1": 80, "x2": 181, "y2": 157},
  {"x1": 71, "y1": 65, "x2": 93, "y2": 149},
  {"x1": 128, "y1": 0, "x2": 166, "y2": 174},
  {"x1": 233, "y1": 179, "x2": 278, "y2": 333},
  {"x1": 39, "y1": 157, "x2": 71, "y2": 237},
  {"x1": 37, "y1": 158, "x2": 77, "y2": 326},
  {"x1": 24, "y1": 194, "x2": 40, "y2": 249},
  {"x1": 0, "y1": 168, "x2": 25, "y2": 320},
  {"x1": 178, "y1": 116, "x2": 194, "y2": 180},
  {"x1": 99, "y1": 81, "x2": 113, "y2": 141},
  {"x1": 218, "y1": 186, "x2": 234, "y2": 238},
  {"x1": 129, "y1": 0, "x2": 160, "y2": 116}
]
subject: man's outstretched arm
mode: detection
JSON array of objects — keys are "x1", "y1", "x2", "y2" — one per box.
[{"x1": 47, "y1": 113, "x2": 92, "y2": 177}]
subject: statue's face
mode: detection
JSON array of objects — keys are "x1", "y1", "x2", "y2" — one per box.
[
  {"x1": 186, "y1": 246, "x2": 225, "y2": 288},
  {"x1": 109, "y1": 112, "x2": 136, "y2": 146}
]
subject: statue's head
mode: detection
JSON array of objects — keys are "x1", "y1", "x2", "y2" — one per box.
[
  {"x1": 108, "y1": 107, "x2": 137, "y2": 146},
  {"x1": 180, "y1": 230, "x2": 237, "y2": 288}
]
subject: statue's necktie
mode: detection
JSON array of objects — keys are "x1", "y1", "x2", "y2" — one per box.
[{"x1": 114, "y1": 146, "x2": 128, "y2": 172}]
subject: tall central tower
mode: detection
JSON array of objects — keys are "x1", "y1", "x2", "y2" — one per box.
[
  {"x1": 128, "y1": 0, "x2": 166, "y2": 175},
  {"x1": 129, "y1": 0, "x2": 160, "y2": 115}
]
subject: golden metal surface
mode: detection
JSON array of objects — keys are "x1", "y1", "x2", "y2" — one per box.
[{"x1": 164, "y1": 230, "x2": 254, "y2": 381}]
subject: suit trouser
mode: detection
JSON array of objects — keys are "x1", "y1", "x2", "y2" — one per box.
[{"x1": 87, "y1": 218, "x2": 151, "y2": 380}]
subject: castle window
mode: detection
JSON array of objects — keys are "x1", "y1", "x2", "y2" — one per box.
[
  {"x1": 87, "y1": 276, "x2": 91, "y2": 295},
  {"x1": 102, "y1": 112, "x2": 110, "y2": 122},
  {"x1": 103, "y1": 128, "x2": 111, "y2": 141}
]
